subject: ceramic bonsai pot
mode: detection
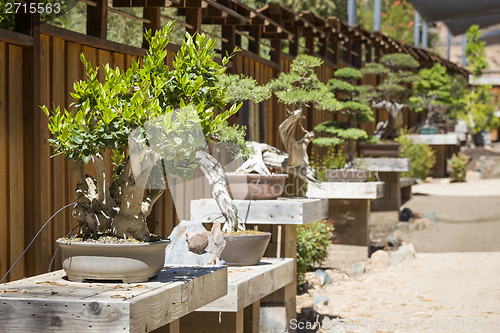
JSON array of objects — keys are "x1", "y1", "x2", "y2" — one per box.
[
  {"x1": 326, "y1": 169, "x2": 369, "y2": 182},
  {"x1": 358, "y1": 142, "x2": 401, "y2": 158},
  {"x1": 220, "y1": 231, "x2": 271, "y2": 266},
  {"x1": 418, "y1": 126, "x2": 438, "y2": 134},
  {"x1": 226, "y1": 173, "x2": 288, "y2": 200},
  {"x1": 56, "y1": 239, "x2": 170, "y2": 283}
]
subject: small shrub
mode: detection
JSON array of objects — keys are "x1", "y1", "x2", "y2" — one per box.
[
  {"x1": 447, "y1": 152, "x2": 470, "y2": 182},
  {"x1": 296, "y1": 219, "x2": 334, "y2": 281},
  {"x1": 311, "y1": 145, "x2": 346, "y2": 181},
  {"x1": 396, "y1": 134, "x2": 436, "y2": 180}
]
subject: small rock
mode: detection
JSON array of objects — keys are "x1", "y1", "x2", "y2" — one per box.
[
  {"x1": 423, "y1": 211, "x2": 437, "y2": 224},
  {"x1": 390, "y1": 243, "x2": 415, "y2": 264},
  {"x1": 369, "y1": 250, "x2": 390, "y2": 269},
  {"x1": 314, "y1": 269, "x2": 332, "y2": 286},
  {"x1": 414, "y1": 218, "x2": 431, "y2": 230},
  {"x1": 312, "y1": 294, "x2": 329, "y2": 307},
  {"x1": 186, "y1": 229, "x2": 209, "y2": 254},
  {"x1": 397, "y1": 222, "x2": 410, "y2": 233},
  {"x1": 399, "y1": 207, "x2": 413, "y2": 222},
  {"x1": 347, "y1": 261, "x2": 365, "y2": 277}
]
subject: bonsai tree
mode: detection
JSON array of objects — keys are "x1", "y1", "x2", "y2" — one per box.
[
  {"x1": 265, "y1": 55, "x2": 341, "y2": 182},
  {"x1": 460, "y1": 25, "x2": 499, "y2": 142},
  {"x1": 409, "y1": 63, "x2": 456, "y2": 127},
  {"x1": 313, "y1": 67, "x2": 374, "y2": 168},
  {"x1": 42, "y1": 23, "x2": 244, "y2": 241},
  {"x1": 361, "y1": 53, "x2": 419, "y2": 139}
]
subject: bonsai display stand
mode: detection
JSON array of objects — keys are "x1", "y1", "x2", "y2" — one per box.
[
  {"x1": 180, "y1": 258, "x2": 294, "y2": 333},
  {"x1": 0, "y1": 266, "x2": 227, "y2": 332},
  {"x1": 190, "y1": 198, "x2": 327, "y2": 332},
  {"x1": 356, "y1": 157, "x2": 411, "y2": 211},
  {"x1": 306, "y1": 182, "x2": 384, "y2": 253},
  {"x1": 400, "y1": 177, "x2": 415, "y2": 205},
  {"x1": 407, "y1": 134, "x2": 460, "y2": 178}
]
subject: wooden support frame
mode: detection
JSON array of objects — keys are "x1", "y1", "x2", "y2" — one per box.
[
  {"x1": 87, "y1": 0, "x2": 108, "y2": 38},
  {"x1": 143, "y1": 7, "x2": 161, "y2": 48}
]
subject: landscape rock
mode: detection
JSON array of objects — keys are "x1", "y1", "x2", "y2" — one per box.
[
  {"x1": 390, "y1": 243, "x2": 415, "y2": 264},
  {"x1": 347, "y1": 261, "x2": 365, "y2": 277},
  {"x1": 369, "y1": 250, "x2": 390, "y2": 269},
  {"x1": 314, "y1": 269, "x2": 333, "y2": 286},
  {"x1": 186, "y1": 228, "x2": 209, "y2": 254},
  {"x1": 313, "y1": 294, "x2": 329, "y2": 307},
  {"x1": 414, "y1": 218, "x2": 431, "y2": 230},
  {"x1": 397, "y1": 222, "x2": 410, "y2": 233},
  {"x1": 423, "y1": 211, "x2": 437, "y2": 224}
]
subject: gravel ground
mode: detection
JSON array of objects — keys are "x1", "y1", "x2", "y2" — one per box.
[{"x1": 296, "y1": 178, "x2": 500, "y2": 333}]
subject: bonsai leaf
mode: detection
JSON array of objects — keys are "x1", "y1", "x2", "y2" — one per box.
[
  {"x1": 334, "y1": 67, "x2": 363, "y2": 81},
  {"x1": 312, "y1": 136, "x2": 344, "y2": 147}
]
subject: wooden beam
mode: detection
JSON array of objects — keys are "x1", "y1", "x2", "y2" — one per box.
[
  {"x1": 160, "y1": 14, "x2": 193, "y2": 29},
  {"x1": 108, "y1": 7, "x2": 151, "y2": 23},
  {"x1": 87, "y1": 0, "x2": 107, "y2": 38},
  {"x1": 0, "y1": 28, "x2": 33, "y2": 46},
  {"x1": 143, "y1": 7, "x2": 161, "y2": 48},
  {"x1": 185, "y1": 7, "x2": 202, "y2": 35}
]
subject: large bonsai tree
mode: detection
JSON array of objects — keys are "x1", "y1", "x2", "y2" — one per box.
[
  {"x1": 361, "y1": 53, "x2": 419, "y2": 139},
  {"x1": 409, "y1": 63, "x2": 456, "y2": 127},
  {"x1": 42, "y1": 24, "x2": 244, "y2": 241},
  {"x1": 313, "y1": 67, "x2": 374, "y2": 168},
  {"x1": 265, "y1": 55, "x2": 341, "y2": 181}
]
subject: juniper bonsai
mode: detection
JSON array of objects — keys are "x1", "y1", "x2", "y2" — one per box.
[
  {"x1": 313, "y1": 67, "x2": 374, "y2": 168},
  {"x1": 361, "y1": 53, "x2": 419, "y2": 139},
  {"x1": 42, "y1": 24, "x2": 244, "y2": 241}
]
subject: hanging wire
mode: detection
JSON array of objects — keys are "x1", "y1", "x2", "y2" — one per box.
[
  {"x1": 243, "y1": 172, "x2": 263, "y2": 226},
  {"x1": 47, "y1": 223, "x2": 80, "y2": 273},
  {"x1": 0, "y1": 202, "x2": 78, "y2": 284}
]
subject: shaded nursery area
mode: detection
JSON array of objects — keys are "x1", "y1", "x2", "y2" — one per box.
[{"x1": 1, "y1": 0, "x2": 500, "y2": 332}]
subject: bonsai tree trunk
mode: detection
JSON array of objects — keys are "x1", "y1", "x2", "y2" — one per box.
[
  {"x1": 373, "y1": 100, "x2": 405, "y2": 139},
  {"x1": 345, "y1": 113, "x2": 355, "y2": 168}
]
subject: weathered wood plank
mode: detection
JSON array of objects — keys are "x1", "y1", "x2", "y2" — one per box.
[
  {"x1": 191, "y1": 198, "x2": 328, "y2": 225},
  {"x1": 8, "y1": 44, "x2": 25, "y2": 281},
  {"x1": 0, "y1": 266, "x2": 227, "y2": 332},
  {"x1": 407, "y1": 133, "x2": 460, "y2": 146},
  {"x1": 356, "y1": 157, "x2": 411, "y2": 172},
  {"x1": 306, "y1": 181, "x2": 385, "y2": 199},
  {"x1": 0, "y1": 42, "x2": 8, "y2": 280},
  {"x1": 197, "y1": 258, "x2": 294, "y2": 312}
]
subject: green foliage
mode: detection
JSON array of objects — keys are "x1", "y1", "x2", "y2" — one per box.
[
  {"x1": 410, "y1": 63, "x2": 456, "y2": 125},
  {"x1": 296, "y1": 219, "x2": 334, "y2": 281},
  {"x1": 42, "y1": 24, "x2": 241, "y2": 179},
  {"x1": 218, "y1": 74, "x2": 271, "y2": 104},
  {"x1": 379, "y1": 53, "x2": 419, "y2": 69},
  {"x1": 465, "y1": 25, "x2": 488, "y2": 78},
  {"x1": 313, "y1": 67, "x2": 373, "y2": 167},
  {"x1": 267, "y1": 55, "x2": 341, "y2": 112},
  {"x1": 447, "y1": 152, "x2": 469, "y2": 182},
  {"x1": 212, "y1": 122, "x2": 254, "y2": 159},
  {"x1": 395, "y1": 134, "x2": 435, "y2": 180}
]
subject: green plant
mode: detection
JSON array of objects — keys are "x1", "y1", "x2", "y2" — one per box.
[
  {"x1": 313, "y1": 67, "x2": 374, "y2": 168},
  {"x1": 296, "y1": 219, "x2": 334, "y2": 281},
  {"x1": 447, "y1": 152, "x2": 469, "y2": 182},
  {"x1": 410, "y1": 63, "x2": 456, "y2": 127},
  {"x1": 42, "y1": 24, "x2": 242, "y2": 241},
  {"x1": 361, "y1": 53, "x2": 419, "y2": 139},
  {"x1": 311, "y1": 145, "x2": 346, "y2": 181},
  {"x1": 395, "y1": 133, "x2": 436, "y2": 180}
]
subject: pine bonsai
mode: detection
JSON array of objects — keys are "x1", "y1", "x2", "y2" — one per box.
[
  {"x1": 361, "y1": 53, "x2": 419, "y2": 139},
  {"x1": 313, "y1": 67, "x2": 374, "y2": 168},
  {"x1": 42, "y1": 24, "x2": 244, "y2": 240},
  {"x1": 409, "y1": 63, "x2": 455, "y2": 127}
]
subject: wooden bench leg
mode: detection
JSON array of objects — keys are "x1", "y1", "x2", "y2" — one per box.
[
  {"x1": 371, "y1": 172, "x2": 401, "y2": 211},
  {"x1": 179, "y1": 310, "x2": 243, "y2": 333},
  {"x1": 243, "y1": 301, "x2": 260, "y2": 333},
  {"x1": 150, "y1": 319, "x2": 179, "y2": 333}
]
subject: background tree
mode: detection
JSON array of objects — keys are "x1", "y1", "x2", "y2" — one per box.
[
  {"x1": 461, "y1": 25, "x2": 499, "y2": 138},
  {"x1": 361, "y1": 53, "x2": 419, "y2": 139},
  {"x1": 313, "y1": 67, "x2": 374, "y2": 168}
]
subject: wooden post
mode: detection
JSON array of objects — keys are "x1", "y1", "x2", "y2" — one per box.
[
  {"x1": 87, "y1": 0, "x2": 108, "y2": 39},
  {"x1": 289, "y1": 27, "x2": 302, "y2": 57},
  {"x1": 247, "y1": 26, "x2": 261, "y2": 56},
  {"x1": 15, "y1": 0, "x2": 40, "y2": 279},
  {"x1": 185, "y1": 7, "x2": 202, "y2": 36},
  {"x1": 305, "y1": 35, "x2": 314, "y2": 56},
  {"x1": 143, "y1": 7, "x2": 161, "y2": 49},
  {"x1": 352, "y1": 41, "x2": 362, "y2": 68},
  {"x1": 270, "y1": 38, "x2": 282, "y2": 64},
  {"x1": 222, "y1": 25, "x2": 236, "y2": 66}
]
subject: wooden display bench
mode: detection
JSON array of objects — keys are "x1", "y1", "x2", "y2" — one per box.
[
  {"x1": 400, "y1": 177, "x2": 415, "y2": 205},
  {"x1": 190, "y1": 198, "x2": 328, "y2": 332},
  {"x1": 0, "y1": 266, "x2": 227, "y2": 332},
  {"x1": 306, "y1": 182, "x2": 384, "y2": 252},
  {"x1": 180, "y1": 258, "x2": 294, "y2": 333},
  {"x1": 407, "y1": 134, "x2": 460, "y2": 178},
  {"x1": 356, "y1": 157, "x2": 411, "y2": 211}
]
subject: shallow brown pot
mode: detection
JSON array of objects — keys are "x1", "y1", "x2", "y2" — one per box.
[
  {"x1": 56, "y1": 239, "x2": 170, "y2": 283},
  {"x1": 358, "y1": 142, "x2": 401, "y2": 158},
  {"x1": 220, "y1": 231, "x2": 271, "y2": 266},
  {"x1": 226, "y1": 173, "x2": 288, "y2": 200},
  {"x1": 326, "y1": 169, "x2": 369, "y2": 182}
]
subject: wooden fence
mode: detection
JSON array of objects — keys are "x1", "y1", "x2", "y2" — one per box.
[{"x1": 0, "y1": 24, "x2": 426, "y2": 282}]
